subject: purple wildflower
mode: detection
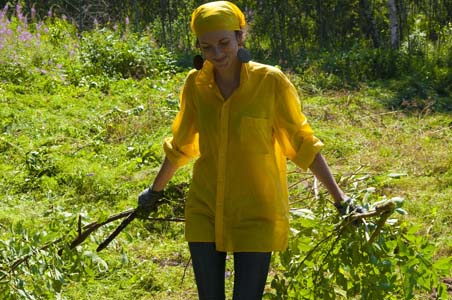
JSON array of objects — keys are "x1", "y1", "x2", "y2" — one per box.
[
  {"x1": 0, "y1": 4, "x2": 7, "y2": 20},
  {"x1": 31, "y1": 6, "x2": 36, "y2": 20},
  {"x1": 16, "y1": 3, "x2": 22, "y2": 18},
  {"x1": 125, "y1": 17, "x2": 129, "y2": 25},
  {"x1": 19, "y1": 31, "x2": 33, "y2": 42},
  {"x1": 225, "y1": 271, "x2": 231, "y2": 279},
  {"x1": 23, "y1": 16, "x2": 28, "y2": 29},
  {"x1": 16, "y1": 4, "x2": 27, "y2": 26},
  {"x1": 2, "y1": 4, "x2": 8, "y2": 16}
]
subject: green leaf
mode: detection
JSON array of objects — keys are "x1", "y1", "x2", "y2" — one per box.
[
  {"x1": 390, "y1": 196, "x2": 405, "y2": 205},
  {"x1": 96, "y1": 210, "x2": 110, "y2": 223},
  {"x1": 395, "y1": 208, "x2": 408, "y2": 215},
  {"x1": 433, "y1": 257, "x2": 452, "y2": 271},
  {"x1": 120, "y1": 249, "x2": 129, "y2": 266},
  {"x1": 290, "y1": 208, "x2": 315, "y2": 219},
  {"x1": 52, "y1": 278, "x2": 63, "y2": 293},
  {"x1": 334, "y1": 286, "x2": 347, "y2": 297}
]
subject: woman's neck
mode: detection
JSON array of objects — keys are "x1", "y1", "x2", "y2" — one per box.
[
  {"x1": 214, "y1": 60, "x2": 242, "y2": 99},
  {"x1": 215, "y1": 59, "x2": 241, "y2": 83}
]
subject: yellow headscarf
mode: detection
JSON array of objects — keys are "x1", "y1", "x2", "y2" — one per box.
[{"x1": 190, "y1": 1, "x2": 246, "y2": 37}]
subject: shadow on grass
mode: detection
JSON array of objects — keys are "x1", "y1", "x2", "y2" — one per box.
[{"x1": 372, "y1": 75, "x2": 452, "y2": 113}]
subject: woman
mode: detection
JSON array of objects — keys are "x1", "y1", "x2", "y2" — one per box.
[{"x1": 137, "y1": 2, "x2": 363, "y2": 299}]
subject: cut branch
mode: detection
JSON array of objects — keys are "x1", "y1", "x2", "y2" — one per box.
[{"x1": 1, "y1": 208, "x2": 185, "y2": 281}]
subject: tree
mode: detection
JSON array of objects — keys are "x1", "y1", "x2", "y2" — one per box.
[
  {"x1": 388, "y1": 0, "x2": 400, "y2": 48},
  {"x1": 360, "y1": 0, "x2": 381, "y2": 48}
]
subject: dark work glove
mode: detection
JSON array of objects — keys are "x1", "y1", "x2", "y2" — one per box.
[
  {"x1": 136, "y1": 187, "x2": 165, "y2": 220},
  {"x1": 334, "y1": 198, "x2": 366, "y2": 216}
]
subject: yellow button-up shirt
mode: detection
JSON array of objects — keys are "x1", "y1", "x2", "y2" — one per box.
[{"x1": 163, "y1": 61, "x2": 323, "y2": 252}]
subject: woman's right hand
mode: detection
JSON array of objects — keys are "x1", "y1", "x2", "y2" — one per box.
[{"x1": 136, "y1": 187, "x2": 165, "y2": 219}]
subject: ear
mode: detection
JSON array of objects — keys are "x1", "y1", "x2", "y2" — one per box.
[{"x1": 193, "y1": 54, "x2": 204, "y2": 70}]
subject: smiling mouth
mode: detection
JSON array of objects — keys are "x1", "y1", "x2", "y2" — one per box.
[{"x1": 214, "y1": 57, "x2": 227, "y2": 64}]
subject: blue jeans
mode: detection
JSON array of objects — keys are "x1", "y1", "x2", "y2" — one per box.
[{"x1": 188, "y1": 242, "x2": 271, "y2": 300}]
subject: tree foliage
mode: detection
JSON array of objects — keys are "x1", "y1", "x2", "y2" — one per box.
[
  {"x1": 2, "y1": 0, "x2": 450, "y2": 100},
  {"x1": 6, "y1": 0, "x2": 450, "y2": 53}
]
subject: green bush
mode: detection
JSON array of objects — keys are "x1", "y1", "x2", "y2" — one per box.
[
  {"x1": 78, "y1": 28, "x2": 178, "y2": 81},
  {"x1": 0, "y1": 5, "x2": 179, "y2": 92},
  {"x1": 0, "y1": 6, "x2": 78, "y2": 87}
]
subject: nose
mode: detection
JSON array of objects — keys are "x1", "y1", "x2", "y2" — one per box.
[{"x1": 211, "y1": 46, "x2": 223, "y2": 57}]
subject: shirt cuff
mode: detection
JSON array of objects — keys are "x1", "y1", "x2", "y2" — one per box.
[
  {"x1": 163, "y1": 137, "x2": 193, "y2": 168},
  {"x1": 291, "y1": 136, "x2": 324, "y2": 170}
]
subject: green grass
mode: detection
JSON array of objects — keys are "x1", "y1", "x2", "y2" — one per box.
[
  {"x1": 312, "y1": 92, "x2": 451, "y2": 253},
  {"x1": 1, "y1": 74, "x2": 451, "y2": 299},
  {"x1": 301, "y1": 89, "x2": 452, "y2": 251}
]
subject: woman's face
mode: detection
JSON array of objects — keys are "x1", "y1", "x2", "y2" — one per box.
[{"x1": 198, "y1": 30, "x2": 240, "y2": 71}]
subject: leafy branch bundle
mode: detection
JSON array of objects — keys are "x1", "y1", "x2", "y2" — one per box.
[
  {"x1": 269, "y1": 179, "x2": 451, "y2": 300},
  {"x1": 0, "y1": 207, "x2": 184, "y2": 299}
]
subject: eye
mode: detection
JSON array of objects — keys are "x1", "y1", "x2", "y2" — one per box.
[
  {"x1": 201, "y1": 45, "x2": 211, "y2": 51},
  {"x1": 220, "y1": 40, "x2": 230, "y2": 46}
]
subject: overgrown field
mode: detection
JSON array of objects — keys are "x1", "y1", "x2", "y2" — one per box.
[{"x1": 1, "y1": 6, "x2": 451, "y2": 300}]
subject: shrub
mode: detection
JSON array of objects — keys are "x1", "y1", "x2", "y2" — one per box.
[
  {"x1": 78, "y1": 28, "x2": 178, "y2": 81},
  {"x1": 0, "y1": 3, "x2": 179, "y2": 92},
  {"x1": 0, "y1": 4, "x2": 79, "y2": 86}
]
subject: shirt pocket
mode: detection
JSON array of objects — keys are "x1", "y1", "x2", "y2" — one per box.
[{"x1": 240, "y1": 117, "x2": 272, "y2": 154}]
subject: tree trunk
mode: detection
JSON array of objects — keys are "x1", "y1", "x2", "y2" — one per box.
[
  {"x1": 78, "y1": 0, "x2": 84, "y2": 31},
  {"x1": 316, "y1": 0, "x2": 327, "y2": 48},
  {"x1": 360, "y1": 0, "x2": 380, "y2": 48},
  {"x1": 159, "y1": 0, "x2": 167, "y2": 46},
  {"x1": 133, "y1": 0, "x2": 139, "y2": 30},
  {"x1": 277, "y1": 0, "x2": 288, "y2": 62},
  {"x1": 388, "y1": 0, "x2": 399, "y2": 49}
]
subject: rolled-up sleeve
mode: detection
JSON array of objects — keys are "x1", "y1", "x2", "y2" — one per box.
[
  {"x1": 163, "y1": 75, "x2": 200, "y2": 167},
  {"x1": 273, "y1": 73, "x2": 323, "y2": 170}
]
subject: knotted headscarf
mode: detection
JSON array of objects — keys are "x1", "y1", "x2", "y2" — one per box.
[{"x1": 190, "y1": 1, "x2": 246, "y2": 37}]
